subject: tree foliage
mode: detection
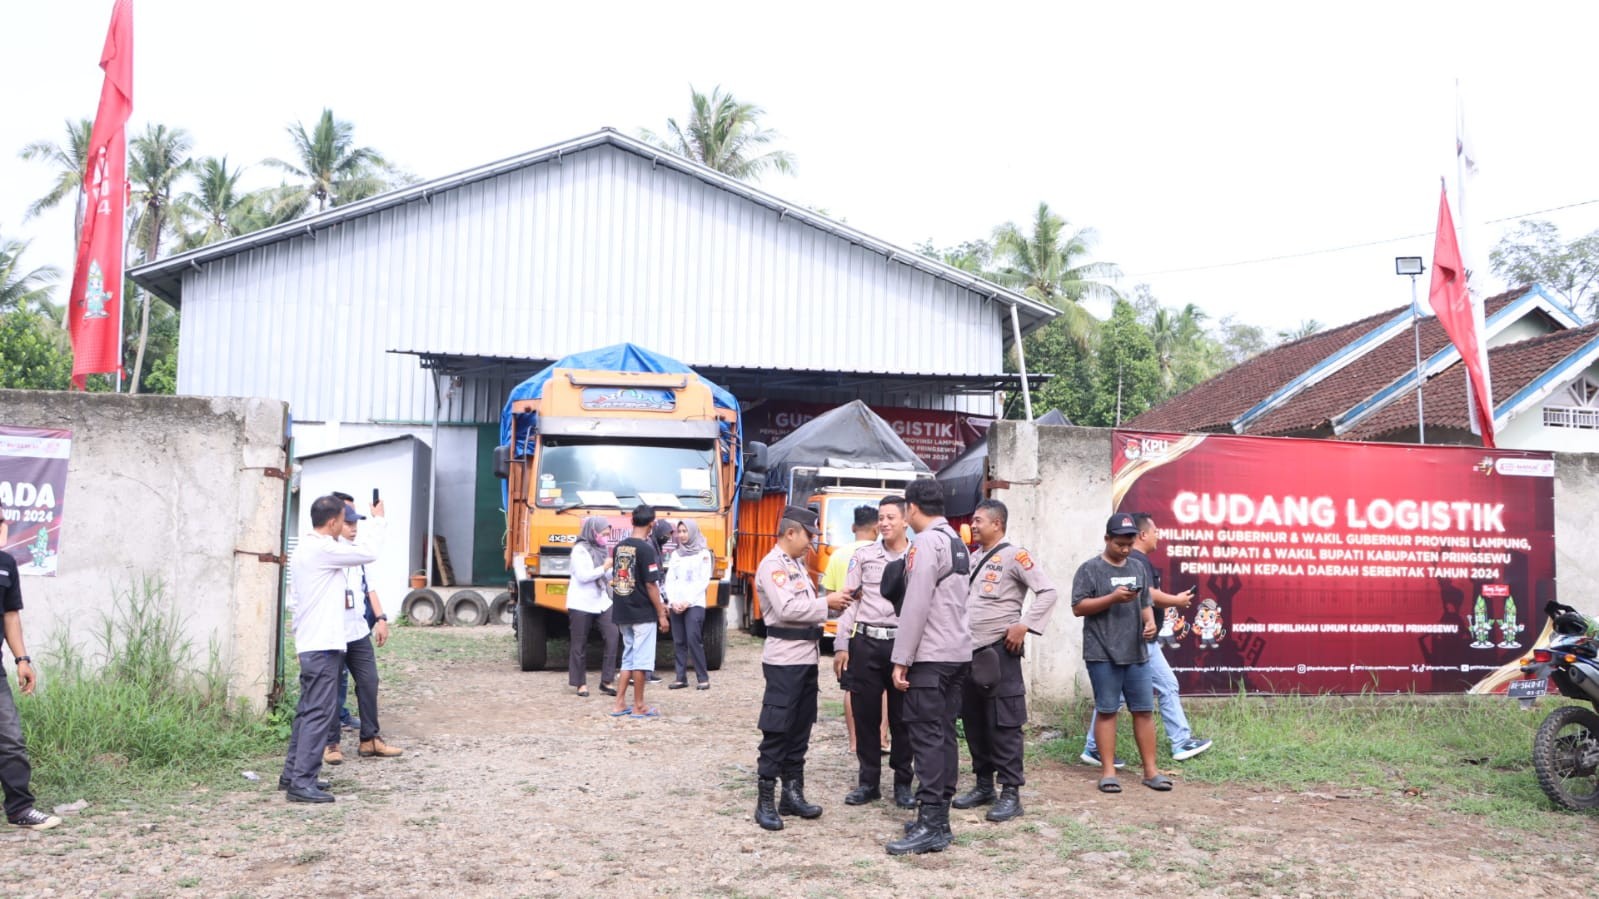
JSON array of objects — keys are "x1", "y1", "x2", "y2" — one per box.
[
  {"x1": 0, "y1": 310, "x2": 73, "y2": 390},
  {"x1": 1489, "y1": 220, "x2": 1599, "y2": 319},
  {"x1": 641, "y1": 86, "x2": 795, "y2": 181},
  {"x1": 267, "y1": 108, "x2": 393, "y2": 215}
]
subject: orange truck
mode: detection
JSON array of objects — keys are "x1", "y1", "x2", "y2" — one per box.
[
  {"x1": 495, "y1": 359, "x2": 761, "y2": 671},
  {"x1": 734, "y1": 464, "x2": 932, "y2": 650}
]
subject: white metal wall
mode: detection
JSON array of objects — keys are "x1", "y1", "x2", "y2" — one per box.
[{"x1": 175, "y1": 144, "x2": 1007, "y2": 423}]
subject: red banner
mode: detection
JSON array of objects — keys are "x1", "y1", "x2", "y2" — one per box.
[
  {"x1": 742, "y1": 401, "x2": 989, "y2": 471},
  {"x1": 1112, "y1": 430, "x2": 1555, "y2": 693},
  {"x1": 68, "y1": 0, "x2": 134, "y2": 388},
  {"x1": 0, "y1": 426, "x2": 74, "y2": 577}
]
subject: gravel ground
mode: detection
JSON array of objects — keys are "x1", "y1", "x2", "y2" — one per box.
[{"x1": 2, "y1": 625, "x2": 1596, "y2": 898}]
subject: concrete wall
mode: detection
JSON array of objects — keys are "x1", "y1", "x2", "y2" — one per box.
[
  {"x1": 0, "y1": 390, "x2": 288, "y2": 711},
  {"x1": 988, "y1": 422, "x2": 1599, "y2": 707}
]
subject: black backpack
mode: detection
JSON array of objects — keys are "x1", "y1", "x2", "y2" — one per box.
[{"x1": 882, "y1": 528, "x2": 970, "y2": 615}]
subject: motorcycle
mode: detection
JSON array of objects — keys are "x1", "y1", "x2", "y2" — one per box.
[{"x1": 1518, "y1": 600, "x2": 1599, "y2": 811}]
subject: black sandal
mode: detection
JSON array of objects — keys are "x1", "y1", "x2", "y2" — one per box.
[
  {"x1": 576, "y1": 686, "x2": 589, "y2": 697},
  {"x1": 598, "y1": 683, "x2": 617, "y2": 696}
]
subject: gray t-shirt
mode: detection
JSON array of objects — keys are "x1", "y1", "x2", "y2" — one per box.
[{"x1": 1070, "y1": 555, "x2": 1151, "y2": 665}]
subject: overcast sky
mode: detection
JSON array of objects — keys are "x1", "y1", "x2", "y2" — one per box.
[{"x1": 4, "y1": 0, "x2": 1599, "y2": 334}]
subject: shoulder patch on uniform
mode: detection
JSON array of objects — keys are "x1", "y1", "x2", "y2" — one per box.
[
  {"x1": 847, "y1": 556, "x2": 858, "y2": 571},
  {"x1": 905, "y1": 545, "x2": 916, "y2": 572},
  {"x1": 772, "y1": 570, "x2": 787, "y2": 586},
  {"x1": 1016, "y1": 550, "x2": 1034, "y2": 571}
]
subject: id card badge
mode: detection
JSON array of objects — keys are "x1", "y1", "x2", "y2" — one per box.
[{"x1": 344, "y1": 589, "x2": 355, "y2": 610}]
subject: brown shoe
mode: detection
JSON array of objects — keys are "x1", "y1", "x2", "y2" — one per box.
[
  {"x1": 323, "y1": 745, "x2": 344, "y2": 765},
  {"x1": 359, "y1": 737, "x2": 403, "y2": 758}
]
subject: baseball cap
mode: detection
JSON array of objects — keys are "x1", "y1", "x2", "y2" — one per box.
[
  {"x1": 783, "y1": 505, "x2": 821, "y2": 536},
  {"x1": 1106, "y1": 512, "x2": 1138, "y2": 536},
  {"x1": 343, "y1": 506, "x2": 366, "y2": 523}
]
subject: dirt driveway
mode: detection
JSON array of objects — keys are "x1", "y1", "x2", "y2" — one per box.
[{"x1": 5, "y1": 626, "x2": 1596, "y2": 898}]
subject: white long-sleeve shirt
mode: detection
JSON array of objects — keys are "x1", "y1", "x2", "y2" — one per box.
[
  {"x1": 566, "y1": 548, "x2": 613, "y2": 615},
  {"x1": 664, "y1": 549, "x2": 713, "y2": 608},
  {"x1": 290, "y1": 519, "x2": 385, "y2": 652}
]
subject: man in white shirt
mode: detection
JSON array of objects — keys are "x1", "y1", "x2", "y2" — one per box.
[
  {"x1": 280, "y1": 494, "x2": 385, "y2": 803},
  {"x1": 320, "y1": 504, "x2": 403, "y2": 767}
]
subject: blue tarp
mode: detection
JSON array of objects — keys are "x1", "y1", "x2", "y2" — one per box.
[{"x1": 498, "y1": 343, "x2": 742, "y2": 506}]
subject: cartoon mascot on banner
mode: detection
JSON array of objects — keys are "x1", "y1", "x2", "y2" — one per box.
[
  {"x1": 1158, "y1": 606, "x2": 1189, "y2": 650},
  {"x1": 1194, "y1": 598, "x2": 1226, "y2": 651}
]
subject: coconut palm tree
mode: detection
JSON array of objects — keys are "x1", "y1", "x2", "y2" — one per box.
[
  {"x1": 1150, "y1": 303, "x2": 1208, "y2": 391},
  {"x1": 176, "y1": 156, "x2": 252, "y2": 250},
  {"x1": 641, "y1": 86, "x2": 795, "y2": 181},
  {"x1": 18, "y1": 118, "x2": 94, "y2": 245},
  {"x1": 0, "y1": 237, "x2": 59, "y2": 316},
  {"x1": 1278, "y1": 319, "x2": 1324, "y2": 342},
  {"x1": 266, "y1": 109, "x2": 390, "y2": 215},
  {"x1": 992, "y1": 202, "x2": 1120, "y2": 352},
  {"x1": 127, "y1": 124, "x2": 193, "y2": 394}
]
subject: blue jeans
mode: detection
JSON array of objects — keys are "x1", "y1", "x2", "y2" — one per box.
[{"x1": 1084, "y1": 640, "x2": 1192, "y2": 754}]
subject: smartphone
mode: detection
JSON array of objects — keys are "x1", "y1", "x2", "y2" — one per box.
[{"x1": 372, "y1": 488, "x2": 380, "y2": 506}]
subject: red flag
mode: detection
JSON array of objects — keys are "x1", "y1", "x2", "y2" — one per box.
[
  {"x1": 1428, "y1": 183, "x2": 1496, "y2": 447},
  {"x1": 67, "y1": 0, "x2": 134, "y2": 389}
]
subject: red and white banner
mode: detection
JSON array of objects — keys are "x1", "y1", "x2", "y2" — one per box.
[
  {"x1": 1113, "y1": 430, "x2": 1554, "y2": 694},
  {"x1": 1429, "y1": 183, "x2": 1495, "y2": 446},
  {"x1": 742, "y1": 401, "x2": 989, "y2": 471},
  {"x1": 68, "y1": 0, "x2": 134, "y2": 389}
]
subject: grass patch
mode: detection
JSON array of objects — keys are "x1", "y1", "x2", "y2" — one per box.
[
  {"x1": 19, "y1": 577, "x2": 281, "y2": 802},
  {"x1": 1039, "y1": 690, "x2": 1586, "y2": 830}
]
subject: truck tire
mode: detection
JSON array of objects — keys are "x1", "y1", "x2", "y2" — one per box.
[
  {"x1": 445, "y1": 590, "x2": 489, "y2": 627},
  {"x1": 704, "y1": 606, "x2": 726, "y2": 671},
  {"x1": 488, "y1": 591, "x2": 515, "y2": 627},
  {"x1": 401, "y1": 589, "x2": 445, "y2": 626},
  {"x1": 517, "y1": 599, "x2": 547, "y2": 671}
]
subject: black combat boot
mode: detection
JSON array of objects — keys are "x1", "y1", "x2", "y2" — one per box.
[
  {"x1": 844, "y1": 783, "x2": 881, "y2": 805},
  {"x1": 886, "y1": 801, "x2": 952, "y2": 855},
  {"x1": 754, "y1": 777, "x2": 783, "y2": 831},
  {"x1": 951, "y1": 775, "x2": 995, "y2": 810},
  {"x1": 892, "y1": 780, "x2": 916, "y2": 809},
  {"x1": 986, "y1": 784, "x2": 1023, "y2": 822},
  {"x1": 779, "y1": 773, "x2": 823, "y2": 819}
]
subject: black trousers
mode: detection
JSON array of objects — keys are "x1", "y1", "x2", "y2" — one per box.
[
  {"x1": 281, "y1": 649, "x2": 344, "y2": 791},
  {"x1": 0, "y1": 673, "x2": 35, "y2": 820},
  {"x1": 670, "y1": 606, "x2": 708, "y2": 684},
  {"x1": 904, "y1": 660, "x2": 968, "y2": 805},
  {"x1": 845, "y1": 634, "x2": 911, "y2": 788},
  {"x1": 568, "y1": 607, "x2": 618, "y2": 688},
  {"x1": 959, "y1": 640, "x2": 1029, "y2": 787},
  {"x1": 757, "y1": 663, "x2": 818, "y2": 780},
  {"x1": 326, "y1": 635, "x2": 381, "y2": 745}
]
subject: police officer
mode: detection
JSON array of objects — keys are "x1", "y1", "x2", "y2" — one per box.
[
  {"x1": 952, "y1": 498, "x2": 1060, "y2": 823},
  {"x1": 753, "y1": 506, "x2": 853, "y2": 831},
  {"x1": 828, "y1": 496, "x2": 914, "y2": 809},
  {"x1": 886, "y1": 479, "x2": 970, "y2": 855}
]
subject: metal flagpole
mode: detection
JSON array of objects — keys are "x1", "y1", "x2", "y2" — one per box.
[
  {"x1": 1410, "y1": 274, "x2": 1425, "y2": 444},
  {"x1": 1008, "y1": 303, "x2": 1034, "y2": 421}
]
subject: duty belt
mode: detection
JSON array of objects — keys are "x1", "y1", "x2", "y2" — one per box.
[
  {"x1": 854, "y1": 624, "x2": 898, "y2": 640},
  {"x1": 765, "y1": 625, "x2": 824, "y2": 642}
]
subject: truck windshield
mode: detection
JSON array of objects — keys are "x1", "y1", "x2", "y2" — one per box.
[
  {"x1": 821, "y1": 497, "x2": 879, "y2": 547},
  {"x1": 535, "y1": 439, "x2": 719, "y2": 511}
]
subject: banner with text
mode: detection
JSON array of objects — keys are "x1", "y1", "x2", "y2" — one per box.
[
  {"x1": 0, "y1": 425, "x2": 73, "y2": 576},
  {"x1": 743, "y1": 402, "x2": 989, "y2": 471},
  {"x1": 1112, "y1": 430, "x2": 1555, "y2": 693}
]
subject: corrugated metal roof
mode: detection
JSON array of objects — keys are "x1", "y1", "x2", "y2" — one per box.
[
  {"x1": 128, "y1": 128, "x2": 1057, "y2": 329},
  {"x1": 139, "y1": 133, "x2": 1048, "y2": 423}
]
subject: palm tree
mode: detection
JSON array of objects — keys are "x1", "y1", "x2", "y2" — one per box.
[
  {"x1": 992, "y1": 202, "x2": 1121, "y2": 352},
  {"x1": 18, "y1": 118, "x2": 95, "y2": 244},
  {"x1": 1150, "y1": 303, "x2": 1208, "y2": 391},
  {"x1": 176, "y1": 156, "x2": 252, "y2": 250},
  {"x1": 1278, "y1": 319, "x2": 1324, "y2": 342},
  {"x1": 0, "y1": 238, "x2": 59, "y2": 316},
  {"x1": 640, "y1": 86, "x2": 795, "y2": 181},
  {"x1": 266, "y1": 109, "x2": 390, "y2": 215},
  {"x1": 127, "y1": 124, "x2": 193, "y2": 394}
]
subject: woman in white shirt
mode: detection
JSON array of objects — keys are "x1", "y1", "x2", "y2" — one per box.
[
  {"x1": 665, "y1": 519, "x2": 714, "y2": 690},
  {"x1": 567, "y1": 517, "x2": 619, "y2": 697}
]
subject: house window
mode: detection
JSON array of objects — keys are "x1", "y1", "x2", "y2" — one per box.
[{"x1": 1544, "y1": 375, "x2": 1599, "y2": 429}]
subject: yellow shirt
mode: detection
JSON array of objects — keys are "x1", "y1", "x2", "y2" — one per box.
[{"x1": 821, "y1": 538, "x2": 872, "y2": 593}]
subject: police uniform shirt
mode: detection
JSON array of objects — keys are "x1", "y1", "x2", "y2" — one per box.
[
  {"x1": 889, "y1": 518, "x2": 972, "y2": 667},
  {"x1": 834, "y1": 541, "x2": 907, "y2": 655},
  {"x1": 757, "y1": 544, "x2": 825, "y2": 666},
  {"x1": 968, "y1": 544, "x2": 1060, "y2": 648}
]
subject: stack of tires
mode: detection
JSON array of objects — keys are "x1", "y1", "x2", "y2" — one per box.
[{"x1": 399, "y1": 587, "x2": 515, "y2": 628}]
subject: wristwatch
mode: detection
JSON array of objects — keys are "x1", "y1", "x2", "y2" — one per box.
[
  {"x1": 14, "y1": 656, "x2": 29, "y2": 664},
  {"x1": 375, "y1": 615, "x2": 389, "y2": 622}
]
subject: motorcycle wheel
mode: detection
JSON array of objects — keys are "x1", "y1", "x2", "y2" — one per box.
[{"x1": 1532, "y1": 704, "x2": 1599, "y2": 811}]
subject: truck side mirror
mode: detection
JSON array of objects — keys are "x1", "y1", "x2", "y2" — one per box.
[
  {"x1": 739, "y1": 469, "x2": 765, "y2": 502},
  {"x1": 744, "y1": 441, "x2": 769, "y2": 474},
  {"x1": 493, "y1": 445, "x2": 510, "y2": 480}
]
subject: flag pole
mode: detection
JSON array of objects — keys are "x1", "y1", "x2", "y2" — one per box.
[{"x1": 1411, "y1": 273, "x2": 1425, "y2": 444}]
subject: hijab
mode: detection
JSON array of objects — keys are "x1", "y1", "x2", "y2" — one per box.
[
  {"x1": 675, "y1": 519, "x2": 706, "y2": 561},
  {"x1": 576, "y1": 516, "x2": 608, "y2": 566}
]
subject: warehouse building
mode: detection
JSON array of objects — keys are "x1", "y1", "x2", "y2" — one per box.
[{"x1": 129, "y1": 129, "x2": 1054, "y2": 598}]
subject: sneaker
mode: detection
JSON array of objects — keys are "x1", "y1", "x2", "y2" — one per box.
[
  {"x1": 1172, "y1": 738, "x2": 1213, "y2": 761},
  {"x1": 1079, "y1": 749, "x2": 1127, "y2": 770},
  {"x1": 10, "y1": 808, "x2": 61, "y2": 830}
]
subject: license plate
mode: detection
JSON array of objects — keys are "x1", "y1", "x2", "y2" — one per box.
[
  {"x1": 1508, "y1": 678, "x2": 1548, "y2": 699},
  {"x1": 545, "y1": 583, "x2": 567, "y2": 596}
]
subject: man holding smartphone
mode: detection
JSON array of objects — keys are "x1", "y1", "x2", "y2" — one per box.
[{"x1": 1082, "y1": 512, "x2": 1212, "y2": 766}]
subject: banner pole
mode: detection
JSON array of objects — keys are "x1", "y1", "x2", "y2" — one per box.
[
  {"x1": 1411, "y1": 273, "x2": 1425, "y2": 444},
  {"x1": 1008, "y1": 303, "x2": 1034, "y2": 422}
]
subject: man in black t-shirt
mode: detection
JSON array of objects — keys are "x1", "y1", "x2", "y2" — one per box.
[
  {"x1": 609, "y1": 505, "x2": 669, "y2": 718},
  {"x1": 0, "y1": 550, "x2": 61, "y2": 829}
]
